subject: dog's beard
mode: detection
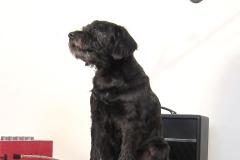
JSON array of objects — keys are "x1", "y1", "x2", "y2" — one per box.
[
  {"x1": 69, "y1": 37, "x2": 89, "y2": 52},
  {"x1": 69, "y1": 43, "x2": 98, "y2": 68},
  {"x1": 79, "y1": 53, "x2": 96, "y2": 67}
]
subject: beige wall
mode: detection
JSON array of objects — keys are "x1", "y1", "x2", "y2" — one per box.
[{"x1": 1, "y1": 0, "x2": 240, "y2": 159}]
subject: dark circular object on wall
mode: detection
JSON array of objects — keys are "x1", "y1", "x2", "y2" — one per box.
[{"x1": 190, "y1": 0, "x2": 203, "y2": 3}]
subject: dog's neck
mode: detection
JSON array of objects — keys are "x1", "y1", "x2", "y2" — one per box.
[
  {"x1": 95, "y1": 55, "x2": 136, "y2": 70},
  {"x1": 93, "y1": 55, "x2": 147, "y2": 91}
]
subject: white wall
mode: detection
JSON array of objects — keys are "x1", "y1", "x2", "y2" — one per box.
[{"x1": 0, "y1": 0, "x2": 240, "y2": 160}]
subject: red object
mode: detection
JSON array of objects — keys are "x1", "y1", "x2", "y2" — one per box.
[{"x1": 0, "y1": 140, "x2": 53, "y2": 160}]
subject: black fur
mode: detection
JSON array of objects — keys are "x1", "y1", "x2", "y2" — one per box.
[{"x1": 68, "y1": 20, "x2": 170, "y2": 160}]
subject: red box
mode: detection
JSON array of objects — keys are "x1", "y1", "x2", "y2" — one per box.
[{"x1": 0, "y1": 140, "x2": 52, "y2": 160}]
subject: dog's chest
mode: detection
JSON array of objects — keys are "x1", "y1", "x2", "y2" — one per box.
[
  {"x1": 91, "y1": 90, "x2": 130, "y2": 120},
  {"x1": 95, "y1": 95, "x2": 126, "y2": 116}
]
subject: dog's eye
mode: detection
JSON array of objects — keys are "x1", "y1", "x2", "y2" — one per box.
[
  {"x1": 93, "y1": 25, "x2": 104, "y2": 32},
  {"x1": 93, "y1": 26, "x2": 99, "y2": 31}
]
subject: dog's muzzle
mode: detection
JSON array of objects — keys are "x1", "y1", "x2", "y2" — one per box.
[
  {"x1": 68, "y1": 32, "x2": 77, "y2": 39},
  {"x1": 68, "y1": 31, "x2": 84, "y2": 40}
]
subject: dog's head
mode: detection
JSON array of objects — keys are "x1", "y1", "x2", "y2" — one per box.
[{"x1": 68, "y1": 20, "x2": 137, "y2": 67}]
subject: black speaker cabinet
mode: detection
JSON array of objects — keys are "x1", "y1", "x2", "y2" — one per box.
[{"x1": 162, "y1": 114, "x2": 209, "y2": 160}]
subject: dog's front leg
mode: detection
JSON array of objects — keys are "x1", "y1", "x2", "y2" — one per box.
[
  {"x1": 90, "y1": 93, "x2": 103, "y2": 160},
  {"x1": 118, "y1": 121, "x2": 138, "y2": 160},
  {"x1": 90, "y1": 121, "x2": 102, "y2": 160}
]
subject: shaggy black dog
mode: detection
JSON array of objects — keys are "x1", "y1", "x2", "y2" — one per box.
[{"x1": 68, "y1": 20, "x2": 170, "y2": 160}]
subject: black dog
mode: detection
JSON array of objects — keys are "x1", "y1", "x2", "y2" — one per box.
[{"x1": 68, "y1": 20, "x2": 169, "y2": 160}]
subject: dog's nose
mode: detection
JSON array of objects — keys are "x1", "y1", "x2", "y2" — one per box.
[{"x1": 68, "y1": 32, "x2": 76, "y2": 39}]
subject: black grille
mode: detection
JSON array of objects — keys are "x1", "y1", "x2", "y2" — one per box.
[{"x1": 168, "y1": 141, "x2": 197, "y2": 160}]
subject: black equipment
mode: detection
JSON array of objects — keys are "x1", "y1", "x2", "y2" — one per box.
[{"x1": 162, "y1": 114, "x2": 209, "y2": 160}]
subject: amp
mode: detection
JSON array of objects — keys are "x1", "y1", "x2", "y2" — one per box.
[{"x1": 162, "y1": 114, "x2": 209, "y2": 160}]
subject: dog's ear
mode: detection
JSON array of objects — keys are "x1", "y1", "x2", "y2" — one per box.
[{"x1": 112, "y1": 26, "x2": 137, "y2": 59}]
